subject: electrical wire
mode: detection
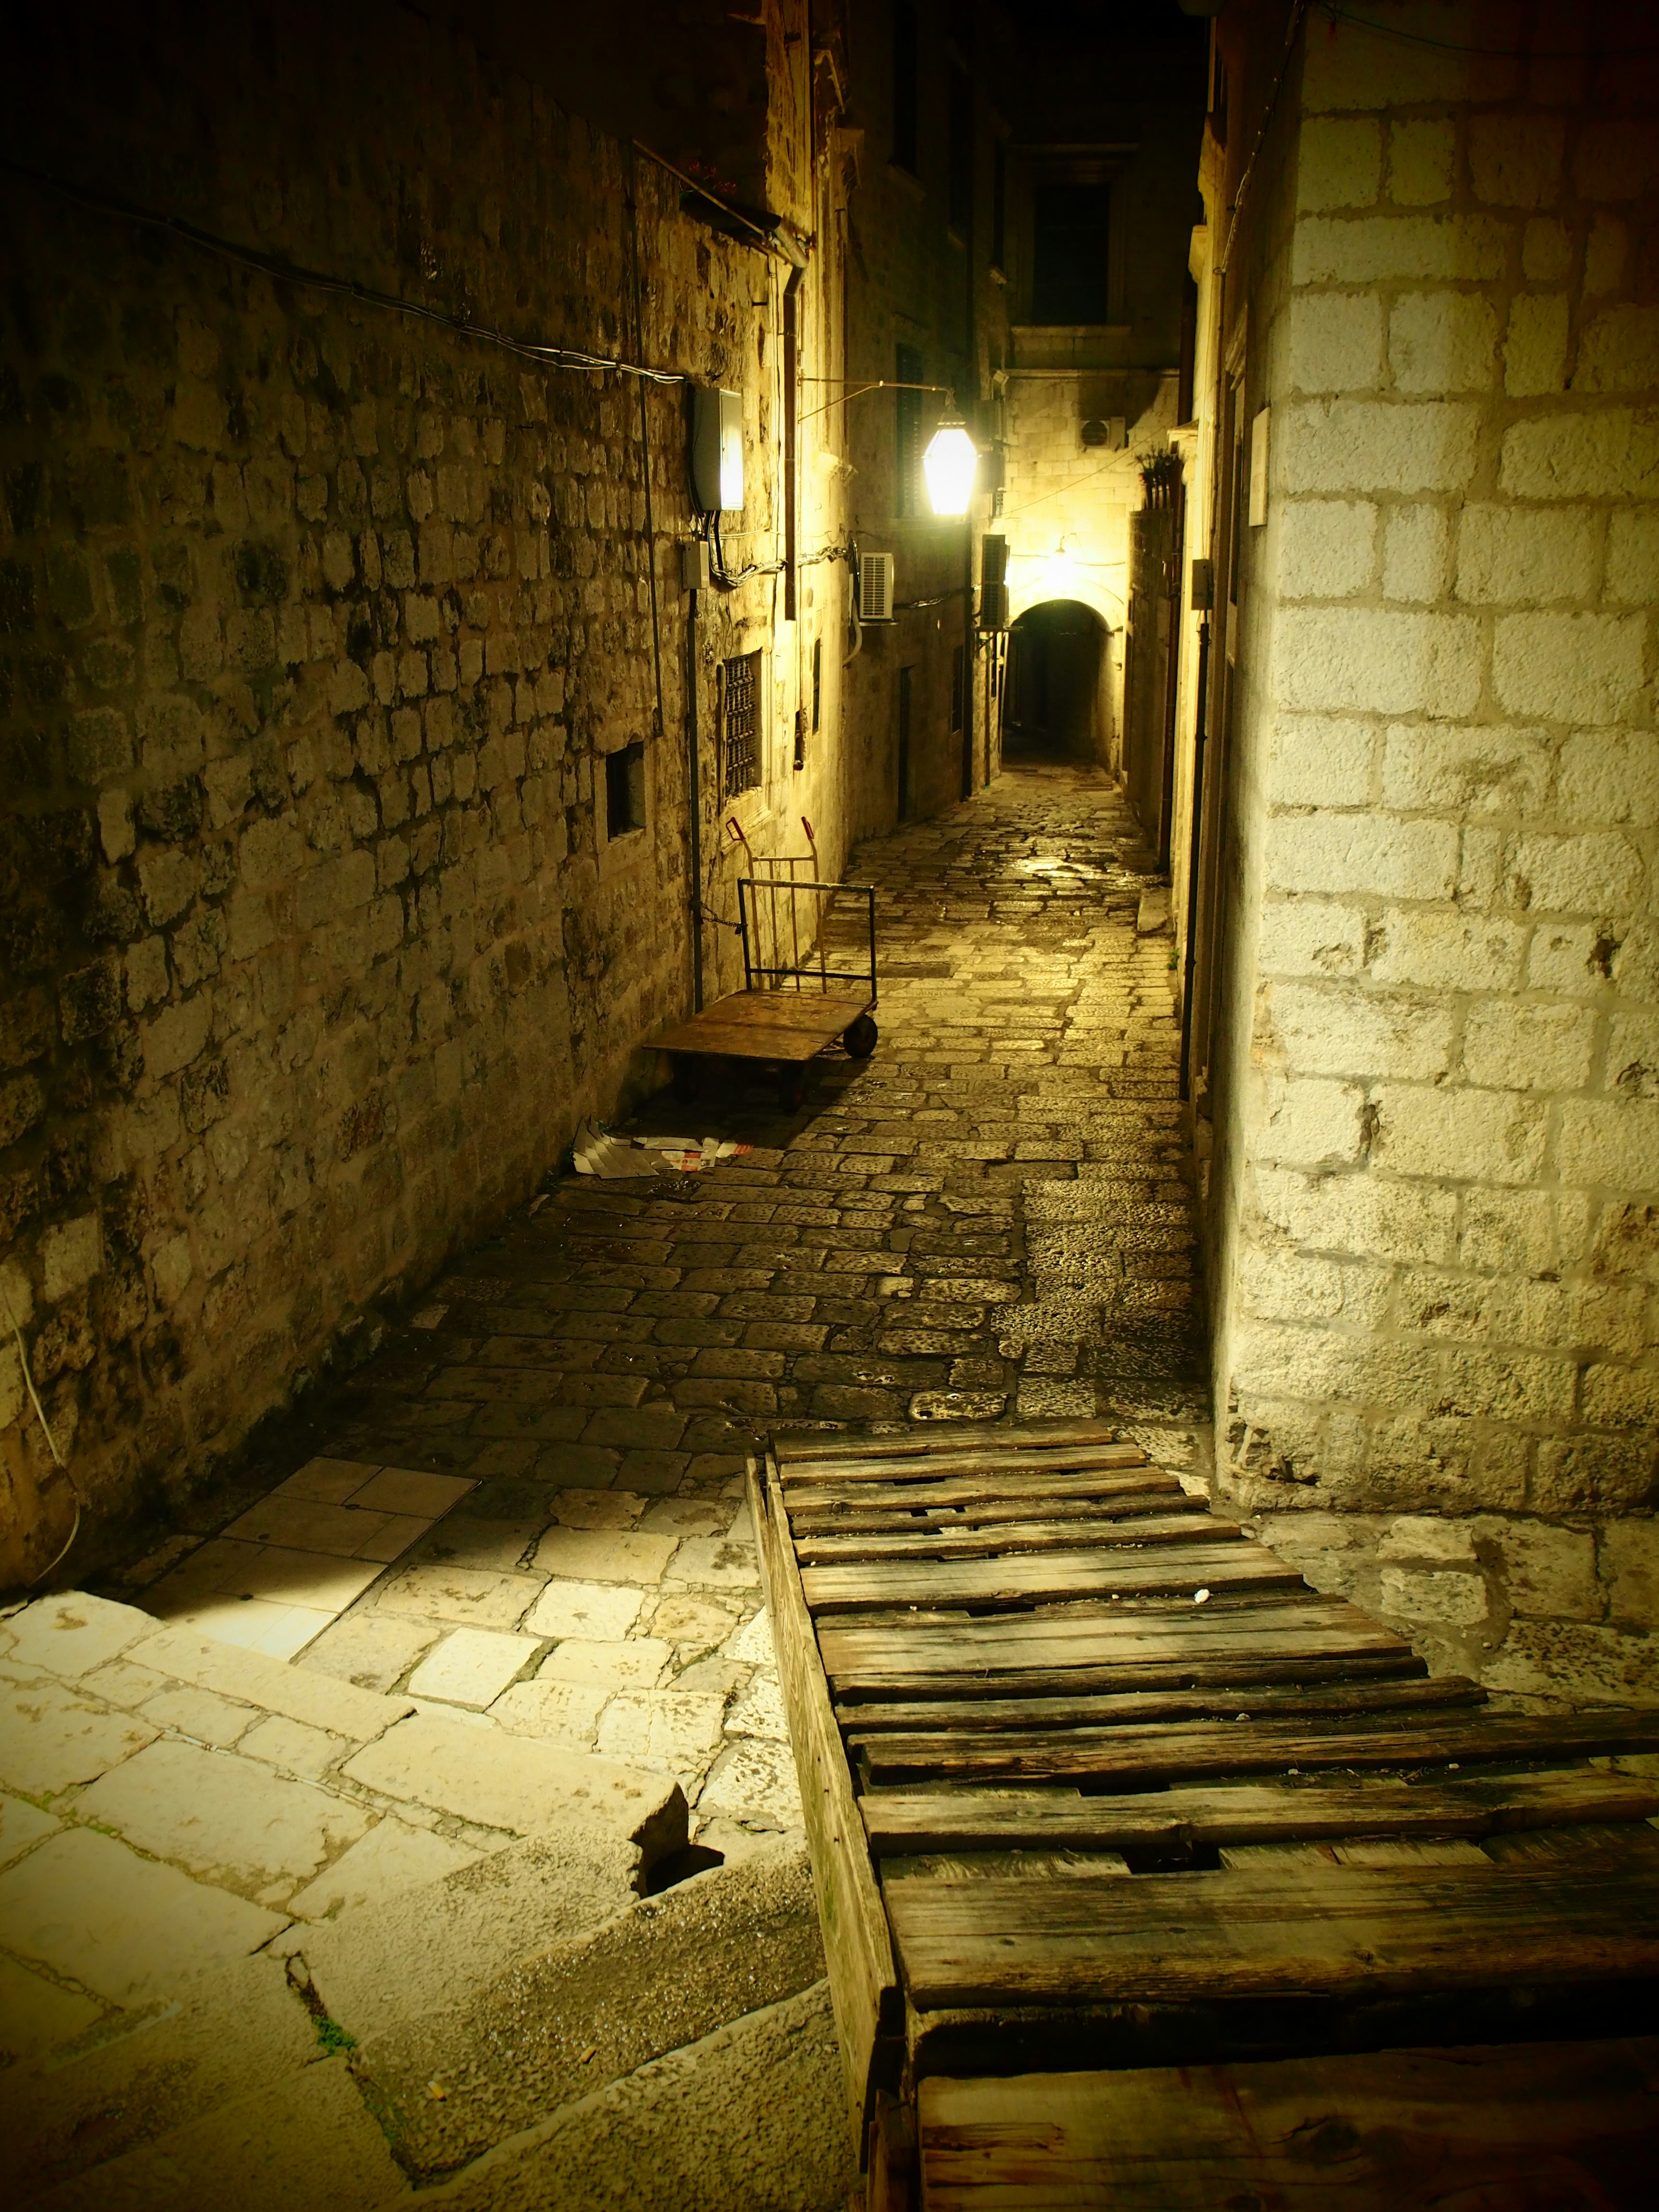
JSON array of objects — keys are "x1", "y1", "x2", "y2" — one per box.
[
  {"x1": 0, "y1": 155, "x2": 689, "y2": 386},
  {"x1": 1315, "y1": 2, "x2": 1657, "y2": 58},
  {"x1": 1, "y1": 1278, "x2": 81, "y2": 1587},
  {"x1": 1218, "y1": 0, "x2": 1312, "y2": 279},
  {"x1": 632, "y1": 139, "x2": 805, "y2": 262}
]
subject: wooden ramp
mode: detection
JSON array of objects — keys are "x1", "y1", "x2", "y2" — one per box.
[{"x1": 748, "y1": 1419, "x2": 1659, "y2": 2210}]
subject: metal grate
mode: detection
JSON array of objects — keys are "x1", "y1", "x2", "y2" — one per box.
[{"x1": 720, "y1": 650, "x2": 762, "y2": 799}]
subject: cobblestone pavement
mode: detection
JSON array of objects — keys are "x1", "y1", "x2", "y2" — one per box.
[{"x1": 106, "y1": 761, "x2": 1209, "y2": 1850}]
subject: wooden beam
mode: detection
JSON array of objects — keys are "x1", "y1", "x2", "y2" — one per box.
[{"x1": 859, "y1": 1768, "x2": 1659, "y2": 1856}]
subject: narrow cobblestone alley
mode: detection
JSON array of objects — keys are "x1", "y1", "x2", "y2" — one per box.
[{"x1": 103, "y1": 763, "x2": 1208, "y2": 1845}]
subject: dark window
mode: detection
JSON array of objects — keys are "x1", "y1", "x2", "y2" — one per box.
[
  {"x1": 895, "y1": 341, "x2": 925, "y2": 517},
  {"x1": 1032, "y1": 184, "x2": 1110, "y2": 324},
  {"x1": 605, "y1": 741, "x2": 645, "y2": 838},
  {"x1": 811, "y1": 635, "x2": 823, "y2": 732},
  {"x1": 719, "y1": 651, "x2": 763, "y2": 799},
  {"x1": 991, "y1": 138, "x2": 1007, "y2": 271},
  {"x1": 950, "y1": 644, "x2": 965, "y2": 731},
  {"x1": 892, "y1": 1, "x2": 919, "y2": 173},
  {"x1": 947, "y1": 64, "x2": 972, "y2": 235}
]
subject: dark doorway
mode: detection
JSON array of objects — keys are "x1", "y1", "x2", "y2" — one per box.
[{"x1": 1002, "y1": 600, "x2": 1109, "y2": 763}]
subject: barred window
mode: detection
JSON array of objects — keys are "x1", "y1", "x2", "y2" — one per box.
[{"x1": 719, "y1": 650, "x2": 763, "y2": 800}]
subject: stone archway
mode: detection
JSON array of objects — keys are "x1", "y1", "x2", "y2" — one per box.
[{"x1": 1002, "y1": 598, "x2": 1113, "y2": 766}]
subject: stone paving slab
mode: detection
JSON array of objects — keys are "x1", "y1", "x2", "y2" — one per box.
[
  {"x1": 127, "y1": 1618, "x2": 416, "y2": 1741},
  {"x1": 340, "y1": 1711, "x2": 685, "y2": 1859},
  {"x1": 75, "y1": 1736, "x2": 373, "y2": 1900},
  {"x1": 30, "y1": 2051, "x2": 408, "y2": 2212},
  {"x1": 0, "y1": 1666, "x2": 159, "y2": 1797},
  {"x1": 6, "y1": 1951, "x2": 320, "y2": 2198},
  {"x1": 0, "y1": 1826, "x2": 286, "y2": 2002}
]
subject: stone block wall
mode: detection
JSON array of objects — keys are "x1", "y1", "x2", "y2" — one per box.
[
  {"x1": 1206, "y1": 2, "x2": 1658, "y2": 1697},
  {"x1": 0, "y1": 2, "x2": 856, "y2": 1579}
]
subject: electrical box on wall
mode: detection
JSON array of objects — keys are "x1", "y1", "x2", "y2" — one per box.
[
  {"x1": 679, "y1": 540, "x2": 712, "y2": 591},
  {"x1": 1189, "y1": 557, "x2": 1215, "y2": 610},
  {"x1": 692, "y1": 387, "x2": 744, "y2": 514}
]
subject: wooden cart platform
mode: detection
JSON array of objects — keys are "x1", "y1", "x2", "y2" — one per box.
[
  {"x1": 748, "y1": 1419, "x2": 1659, "y2": 2209},
  {"x1": 653, "y1": 987, "x2": 873, "y2": 1064}
]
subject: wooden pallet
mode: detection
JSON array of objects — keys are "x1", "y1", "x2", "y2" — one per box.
[
  {"x1": 747, "y1": 1419, "x2": 1659, "y2": 2209},
  {"x1": 653, "y1": 987, "x2": 871, "y2": 1063}
]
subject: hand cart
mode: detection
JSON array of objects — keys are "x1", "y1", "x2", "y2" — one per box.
[{"x1": 652, "y1": 819, "x2": 878, "y2": 1107}]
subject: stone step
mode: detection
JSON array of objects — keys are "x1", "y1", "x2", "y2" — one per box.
[
  {"x1": 414, "y1": 1979, "x2": 854, "y2": 2212},
  {"x1": 313, "y1": 1837, "x2": 826, "y2": 2183}
]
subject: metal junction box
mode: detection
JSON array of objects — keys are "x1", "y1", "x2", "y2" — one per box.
[{"x1": 692, "y1": 386, "x2": 744, "y2": 515}]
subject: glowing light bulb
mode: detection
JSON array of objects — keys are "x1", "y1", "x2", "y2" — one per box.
[{"x1": 923, "y1": 413, "x2": 978, "y2": 516}]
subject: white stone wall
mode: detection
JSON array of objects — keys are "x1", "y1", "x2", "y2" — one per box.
[{"x1": 1208, "y1": 4, "x2": 1658, "y2": 1696}]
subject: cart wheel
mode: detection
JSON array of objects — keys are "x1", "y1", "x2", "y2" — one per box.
[
  {"x1": 778, "y1": 1065, "x2": 807, "y2": 1111},
  {"x1": 842, "y1": 1014, "x2": 878, "y2": 1059}
]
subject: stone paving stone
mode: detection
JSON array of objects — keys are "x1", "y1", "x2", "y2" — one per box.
[
  {"x1": 6, "y1": 1593, "x2": 155, "y2": 1680},
  {"x1": 28, "y1": 2050, "x2": 407, "y2": 2212},
  {"x1": 725, "y1": 1671, "x2": 788, "y2": 1743},
  {"x1": 666, "y1": 1537, "x2": 763, "y2": 1592},
  {"x1": 75, "y1": 1737, "x2": 372, "y2": 1895},
  {"x1": 489, "y1": 1679, "x2": 611, "y2": 1748},
  {"x1": 373, "y1": 1563, "x2": 544, "y2": 1629},
  {"x1": 696, "y1": 1738, "x2": 804, "y2": 1832},
  {"x1": 286, "y1": 1815, "x2": 484, "y2": 1921},
  {"x1": 0, "y1": 1668, "x2": 159, "y2": 1798},
  {"x1": 139, "y1": 1683, "x2": 257, "y2": 1748},
  {"x1": 596, "y1": 1689, "x2": 729, "y2": 1780},
  {"x1": 649, "y1": 1592, "x2": 747, "y2": 1656},
  {"x1": 523, "y1": 1579, "x2": 644, "y2": 1640},
  {"x1": 539, "y1": 1636, "x2": 674, "y2": 1689},
  {"x1": 0, "y1": 1791, "x2": 60, "y2": 1869},
  {"x1": 0, "y1": 1827, "x2": 286, "y2": 2002},
  {"x1": 130, "y1": 1621, "x2": 414, "y2": 1741},
  {"x1": 297, "y1": 1609, "x2": 441, "y2": 1692},
  {"x1": 0, "y1": 1953, "x2": 105, "y2": 2061},
  {"x1": 407, "y1": 1627, "x2": 545, "y2": 1709},
  {"x1": 533, "y1": 1526, "x2": 679, "y2": 1583},
  {"x1": 238, "y1": 1715, "x2": 353, "y2": 1780},
  {"x1": 341, "y1": 1713, "x2": 683, "y2": 1855}
]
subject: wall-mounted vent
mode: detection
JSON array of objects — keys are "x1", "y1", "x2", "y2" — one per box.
[{"x1": 859, "y1": 552, "x2": 894, "y2": 623}]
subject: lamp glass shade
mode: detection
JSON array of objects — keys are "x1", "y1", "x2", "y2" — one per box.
[{"x1": 923, "y1": 420, "x2": 978, "y2": 516}]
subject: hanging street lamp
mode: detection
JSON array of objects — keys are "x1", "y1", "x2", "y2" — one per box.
[{"x1": 923, "y1": 402, "x2": 978, "y2": 517}]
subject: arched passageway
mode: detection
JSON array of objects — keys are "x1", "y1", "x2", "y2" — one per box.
[{"x1": 1001, "y1": 599, "x2": 1112, "y2": 766}]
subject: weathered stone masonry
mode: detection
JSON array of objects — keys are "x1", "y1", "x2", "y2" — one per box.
[
  {"x1": 0, "y1": 5, "x2": 858, "y2": 1577},
  {"x1": 1180, "y1": 3, "x2": 1659, "y2": 1699}
]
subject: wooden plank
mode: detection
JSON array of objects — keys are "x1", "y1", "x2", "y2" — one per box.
[
  {"x1": 779, "y1": 1433, "x2": 1141, "y2": 1486},
  {"x1": 859, "y1": 1768, "x2": 1659, "y2": 1856},
  {"x1": 820, "y1": 1600, "x2": 1421, "y2": 1697},
  {"x1": 792, "y1": 1511, "x2": 1234, "y2": 1567},
  {"x1": 917, "y1": 2039, "x2": 1659, "y2": 2212},
  {"x1": 775, "y1": 1419, "x2": 1127, "y2": 1465},
  {"x1": 746, "y1": 1451, "x2": 898, "y2": 2150},
  {"x1": 801, "y1": 1540, "x2": 1299, "y2": 1617},
  {"x1": 885, "y1": 1859, "x2": 1659, "y2": 2009},
  {"x1": 786, "y1": 1467, "x2": 1183, "y2": 1513},
  {"x1": 788, "y1": 1485, "x2": 1197, "y2": 1533},
  {"x1": 854, "y1": 1707, "x2": 1659, "y2": 1787},
  {"x1": 835, "y1": 1674, "x2": 1487, "y2": 1736}
]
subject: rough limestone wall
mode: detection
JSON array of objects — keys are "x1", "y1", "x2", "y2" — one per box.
[
  {"x1": 1215, "y1": 5, "x2": 1659, "y2": 1700},
  {"x1": 0, "y1": 5, "x2": 785, "y2": 1576}
]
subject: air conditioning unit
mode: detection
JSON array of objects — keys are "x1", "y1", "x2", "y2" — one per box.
[{"x1": 858, "y1": 552, "x2": 893, "y2": 623}]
